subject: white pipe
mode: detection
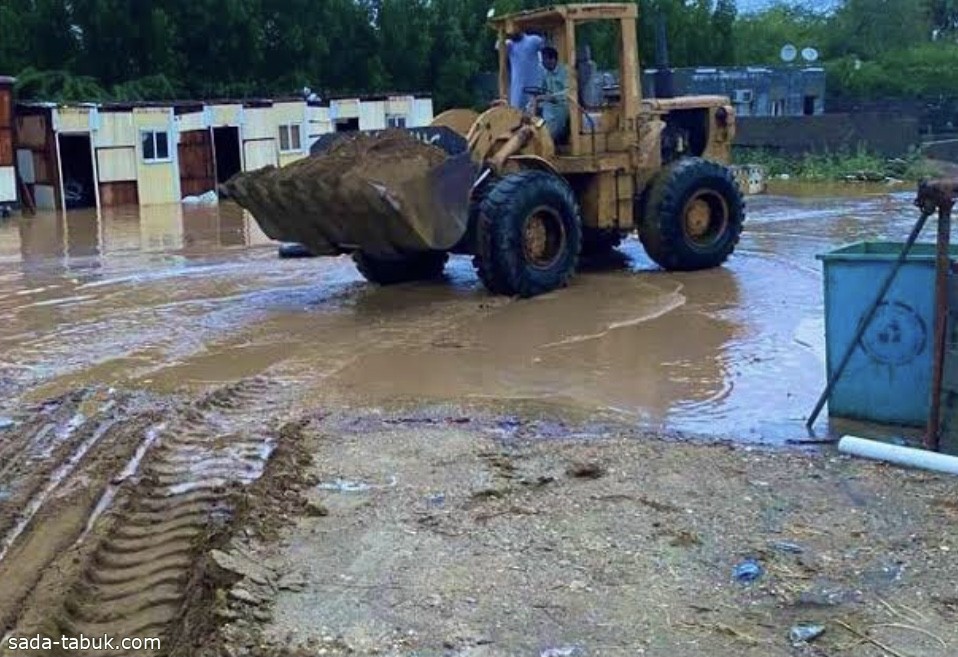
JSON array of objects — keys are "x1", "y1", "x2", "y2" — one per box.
[{"x1": 838, "y1": 435, "x2": 958, "y2": 476}]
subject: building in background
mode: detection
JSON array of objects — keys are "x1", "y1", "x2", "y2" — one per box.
[
  {"x1": 642, "y1": 66, "x2": 826, "y2": 117},
  {"x1": 472, "y1": 65, "x2": 826, "y2": 118},
  {"x1": 8, "y1": 92, "x2": 434, "y2": 213}
]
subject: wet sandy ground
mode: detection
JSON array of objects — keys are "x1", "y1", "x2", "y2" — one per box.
[
  {"x1": 243, "y1": 410, "x2": 958, "y2": 657},
  {"x1": 0, "y1": 184, "x2": 926, "y2": 442},
  {"x1": 0, "y1": 184, "x2": 955, "y2": 657}
]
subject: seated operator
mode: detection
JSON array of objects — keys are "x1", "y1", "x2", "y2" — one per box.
[{"x1": 540, "y1": 46, "x2": 569, "y2": 142}]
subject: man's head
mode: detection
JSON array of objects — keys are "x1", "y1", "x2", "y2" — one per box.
[
  {"x1": 507, "y1": 28, "x2": 524, "y2": 41},
  {"x1": 542, "y1": 46, "x2": 559, "y2": 71}
]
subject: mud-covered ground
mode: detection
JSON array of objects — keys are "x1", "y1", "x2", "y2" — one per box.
[
  {"x1": 0, "y1": 187, "x2": 954, "y2": 656},
  {"x1": 245, "y1": 408, "x2": 958, "y2": 657}
]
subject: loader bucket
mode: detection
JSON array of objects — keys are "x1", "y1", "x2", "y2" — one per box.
[{"x1": 224, "y1": 129, "x2": 478, "y2": 258}]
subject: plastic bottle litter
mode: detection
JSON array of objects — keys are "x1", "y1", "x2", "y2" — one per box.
[
  {"x1": 770, "y1": 540, "x2": 804, "y2": 554},
  {"x1": 789, "y1": 623, "x2": 825, "y2": 645},
  {"x1": 733, "y1": 559, "x2": 764, "y2": 583},
  {"x1": 317, "y1": 479, "x2": 371, "y2": 492},
  {"x1": 540, "y1": 646, "x2": 581, "y2": 657},
  {"x1": 316, "y1": 475, "x2": 398, "y2": 492},
  {"x1": 181, "y1": 190, "x2": 219, "y2": 205}
]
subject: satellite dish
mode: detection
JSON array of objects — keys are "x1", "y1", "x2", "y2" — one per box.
[
  {"x1": 780, "y1": 44, "x2": 797, "y2": 63},
  {"x1": 801, "y1": 47, "x2": 819, "y2": 62},
  {"x1": 487, "y1": 7, "x2": 495, "y2": 17}
]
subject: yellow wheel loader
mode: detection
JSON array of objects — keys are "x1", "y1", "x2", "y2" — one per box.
[{"x1": 225, "y1": 3, "x2": 745, "y2": 298}]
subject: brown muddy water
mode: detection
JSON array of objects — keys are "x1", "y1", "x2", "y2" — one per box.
[{"x1": 0, "y1": 186, "x2": 924, "y2": 443}]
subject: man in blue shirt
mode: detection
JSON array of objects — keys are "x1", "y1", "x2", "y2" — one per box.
[{"x1": 506, "y1": 29, "x2": 544, "y2": 109}]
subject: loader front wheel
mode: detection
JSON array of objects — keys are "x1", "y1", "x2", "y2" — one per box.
[
  {"x1": 640, "y1": 157, "x2": 744, "y2": 271},
  {"x1": 353, "y1": 251, "x2": 448, "y2": 285},
  {"x1": 473, "y1": 170, "x2": 581, "y2": 297}
]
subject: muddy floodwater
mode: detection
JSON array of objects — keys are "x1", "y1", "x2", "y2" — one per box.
[{"x1": 0, "y1": 185, "x2": 923, "y2": 442}]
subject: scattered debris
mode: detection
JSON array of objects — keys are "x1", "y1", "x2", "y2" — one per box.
[
  {"x1": 770, "y1": 540, "x2": 804, "y2": 554},
  {"x1": 786, "y1": 437, "x2": 838, "y2": 445},
  {"x1": 566, "y1": 461, "x2": 606, "y2": 479},
  {"x1": 520, "y1": 474, "x2": 556, "y2": 488},
  {"x1": 182, "y1": 190, "x2": 219, "y2": 205},
  {"x1": 305, "y1": 500, "x2": 329, "y2": 517},
  {"x1": 789, "y1": 623, "x2": 825, "y2": 646},
  {"x1": 471, "y1": 487, "x2": 509, "y2": 500},
  {"x1": 540, "y1": 646, "x2": 582, "y2": 657},
  {"x1": 316, "y1": 476, "x2": 397, "y2": 492},
  {"x1": 733, "y1": 559, "x2": 764, "y2": 583},
  {"x1": 670, "y1": 530, "x2": 703, "y2": 547}
]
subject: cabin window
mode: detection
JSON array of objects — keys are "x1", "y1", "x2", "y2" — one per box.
[
  {"x1": 141, "y1": 130, "x2": 171, "y2": 163},
  {"x1": 278, "y1": 124, "x2": 303, "y2": 152},
  {"x1": 387, "y1": 115, "x2": 407, "y2": 129}
]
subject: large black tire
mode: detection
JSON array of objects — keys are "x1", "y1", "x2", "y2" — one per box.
[
  {"x1": 353, "y1": 251, "x2": 448, "y2": 285},
  {"x1": 639, "y1": 157, "x2": 745, "y2": 271},
  {"x1": 472, "y1": 169, "x2": 582, "y2": 298}
]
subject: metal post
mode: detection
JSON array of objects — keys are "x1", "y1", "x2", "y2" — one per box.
[{"x1": 927, "y1": 199, "x2": 954, "y2": 451}]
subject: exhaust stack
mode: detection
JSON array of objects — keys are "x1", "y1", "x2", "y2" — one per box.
[{"x1": 653, "y1": 12, "x2": 674, "y2": 99}]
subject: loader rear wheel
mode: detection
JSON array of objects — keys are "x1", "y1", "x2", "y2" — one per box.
[
  {"x1": 473, "y1": 170, "x2": 581, "y2": 298},
  {"x1": 353, "y1": 251, "x2": 448, "y2": 285},
  {"x1": 640, "y1": 157, "x2": 744, "y2": 271}
]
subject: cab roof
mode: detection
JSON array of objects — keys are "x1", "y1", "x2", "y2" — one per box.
[{"x1": 489, "y1": 3, "x2": 637, "y2": 31}]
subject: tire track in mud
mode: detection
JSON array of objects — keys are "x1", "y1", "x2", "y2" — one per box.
[
  {"x1": 0, "y1": 389, "x2": 158, "y2": 637},
  {"x1": 1, "y1": 377, "x2": 291, "y2": 657}
]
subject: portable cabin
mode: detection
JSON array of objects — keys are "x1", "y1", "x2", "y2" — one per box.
[
  {"x1": 272, "y1": 99, "x2": 309, "y2": 167},
  {"x1": 15, "y1": 103, "x2": 64, "y2": 211},
  {"x1": 206, "y1": 101, "x2": 245, "y2": 186},
  {"x1": 174, "y1": 101, "x2": 215, "y2": 197},
  {"x1": 0, "y1": 76, "x2": 15, "y2": 211},
  {"x1": 327, "y1": 93, "x2": 433, "y2": 133}
]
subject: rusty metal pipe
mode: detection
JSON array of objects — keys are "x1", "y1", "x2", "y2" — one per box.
[{"x1": 927, "y1": 194, "x2": 955, "y2": 451}]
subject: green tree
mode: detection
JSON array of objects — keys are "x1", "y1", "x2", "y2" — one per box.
[
  {"x1": 0, "y1": 1, "x2": 32, "y2": 75},
  {"x1": 378, "y1": 0, "x2": 435, "y2": 91},
  {"x1": 712, "y1": 0, "x2": 737, "y2": 66},
  {"x1": 29, "y1": 0, "x2": 79, "y2": 72},
  {"x1": 927, "y1": 0, "x2": 958, "y2": 37},
  {"x1": 732, "y1": 3, "x2": 830, "y2": 65},
  {"x1": 829, "y1": 0, "x2": 931, "y2": 59}
]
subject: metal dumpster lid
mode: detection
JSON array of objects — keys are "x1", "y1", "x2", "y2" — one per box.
[{"x1": 816, "y1": 240, "x2": 958, "y2": 262}]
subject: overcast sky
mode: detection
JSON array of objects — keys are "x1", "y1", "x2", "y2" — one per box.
[{"x1": 737, "y1": 0, "x2": 840, "y2": 13}]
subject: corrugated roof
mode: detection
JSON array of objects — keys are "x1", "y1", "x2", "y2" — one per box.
[{"x1": 12, "y1": 92, "x2": 433, "y2": 112}]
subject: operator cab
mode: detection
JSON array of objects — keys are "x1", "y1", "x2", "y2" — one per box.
[{"x1": 491, "y1": 3, "x2": 638, "y2": 157}]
